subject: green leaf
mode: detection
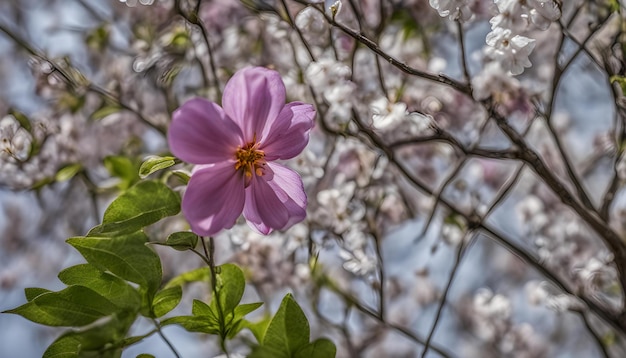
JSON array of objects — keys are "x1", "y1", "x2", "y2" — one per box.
[
  {"x1": 43, "y1": 311, "x2": 135, "y2": 358},
  {"x1": 611, "y1": 75, "x2": 626, "y2": 96},
  {"x1": 609, "y1": 0, "x2": 620, "y2": 13},
  {"x1": 4, "y1": 285, "x2": 119, "y2": 327},
  {"x1": 248, "y1": 345, "x2": 286, "y2": 358},
  {"x1": 30, "y1": 177, "x2": 55, "y2": 191},
  {"x1": 159, "y1": 64, "x2": 182, "y2": 87},
  {"x1": 196, "y1": 264, "x2": 254, "y2": 340},
  {"x1": 117, "y1": 335, "x2": 145, "y2": 348},
  {"x1": 136, "y1": 355, "x2": 155, "y2": 358},
  {"x1": 58, "y1": 264, "x2": 141, "y2": 310},
  {"x1": 226, "y1": 302, "x2": 264, "y2": 339},
  {"x1": 243, "y1": 315, "x2": 272, "y2": 344},
  {"x1": 249, "y1": 294, "x2": 335, "y2": 357},
  {"x1": 602, "y1": 330, "x2": 616, "y2": 347},
  {"x1": 55, "y1": 164, "x2": 83, "y2": 182},
  {"x1": 170, "y1": 170, "x2": 190, "y2": 185},
  {"x1": 67, "y1": 232, "x2": 162, "y2": 299},
  {"x1": 161, "y1": 315, "x2": 219, "y2": 334},
  {"x1": 234, "y1": 302, "x2": 263, "y2": 319},
  {"x1": 89, "y1": 180, "x2": 180, "y2": 235},
  {"x1": 59, "y1": 92, "x2": 86, "y2": 113},
  {"x1": 91, "y1": 105, "x2": 121, "y2": 121},
  {"x1": 139, "y1": 155, "x2": 177, "y2": 179},
  {"x1": 212, "y1": 263, "x2": 246, "y2": 315},
  {"x1": 263, "y1": 293, "x2": 310, "y2": 356},
  {"x1": 164, "y1": 231, "x2": 198, "y2": 251},
  {"x1": 86, "y1": 24, "x2": 110, "y2": 53},
  {"x1": 163, "y1": 267, "x2": 211, "y2": 289},
  {"x1": 25, "y1": 287, "x2": 51, "y2": 302},
  {"x1": 294, "y1": 338, "x2": 336, "y2": 358},
  {"x1": 8, "y1": 108, "x2": 32, "y2": 133},
  {"x1": 152, "y1": 285, "x2": 182, "y2": 318},
  {"x1": 104, "y1": 156, "x2": 139, "y2": 190},
  {"x1": 192, "y1": 299, "x2": 218, "y2": 319},
  {"x1": 43, "y1": 334, "x2": 82, "y2": 358}
]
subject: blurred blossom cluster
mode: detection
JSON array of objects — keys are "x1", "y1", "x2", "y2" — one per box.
[{"x1": 3, "y1": 0, "x2": 626, "y2": 357}]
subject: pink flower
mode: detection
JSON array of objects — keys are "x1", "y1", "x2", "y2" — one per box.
[{"x1": 168, "y1": 67, "x2": 316, "y2": 235}]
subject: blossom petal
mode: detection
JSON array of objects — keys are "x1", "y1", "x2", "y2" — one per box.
[
  {"x1": 266, "y1": 163, "x2": 307, "y2": 219},
  {"x1": 261, "y1": 102, "x2": 316, "y2": 160},
  {"x1": 168, "y1": 98, "x2": 243, "y2": 165},
  {"x1": 182, "y1": 162, "x2": 245, "y2": 236},
  {"x1": 243, "y1": 163, "x2": 307, "y2": 234},
  {"x1": 222, "y1": 67, "x2": 286, "y2": 143}
]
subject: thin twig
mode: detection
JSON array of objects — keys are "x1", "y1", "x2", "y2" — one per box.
[
  {"x1": 152, "y1": 318, "x2": 182, "y2": 358},
  {"x1": 329, "y1": 285, "x2": 454, "y2": 357},
  {"x1": 280, "y1": 0, "x2": 316, "y2": 62},
  {"x1": 456, "y1": 20, "x2": 471, "y2": 88},
  {"x1": 421, "y1": 232, "x2": 477, "y2": 358},
  {"x1": 578, "y1": 311, "x2": 611, "y2": 358},
  {"x1": 175, "y1": 0, "x2": 222, "y2": 99},
  {"x1": 488, "y1": 106, "x2": 626, "y2": 297},
  {"x1": 349, "y1": 108, "x2": 626, "y2": 336},
  {"x1": 0, "y1": 22, "x2": 165, "y2": 135},
  {"x1": 541, "y1": 13, "x2": 614, "y2": 213},
  {"x1": 292, "y1": 1, "x2": 472, "y2": 96}
]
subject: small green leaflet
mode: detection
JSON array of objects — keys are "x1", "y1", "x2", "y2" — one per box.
[{"x1": 139, "y1": 155, "x2": 177, "y2": 178}]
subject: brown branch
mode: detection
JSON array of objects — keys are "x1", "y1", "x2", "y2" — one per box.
[
  {"x1": 349, "y1": 111, "x2": 626, "y2": 336},
  {"x1": 292, "y1": 0, "x2": 472, "y2": 96},
  {"x1": 0, "y1": 22, "x2": 165, "y2": 135}
]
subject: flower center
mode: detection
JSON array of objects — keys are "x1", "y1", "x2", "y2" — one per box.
[{"x1": 234, "y1": 140, "x2": 266, "y2": 180}]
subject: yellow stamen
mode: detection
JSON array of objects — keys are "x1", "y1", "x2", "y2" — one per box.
[{"x1": 234, "y1": 140, "x2": 266, "y2": 180}]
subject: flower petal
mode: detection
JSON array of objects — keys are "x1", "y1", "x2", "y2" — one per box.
[
  {"x1": 168, "y1": 98, "x2": 243, "y2": 165},
  {"x1": 243, "y1": 163, "x2": 307, "y2": 234},
  {"x1": 261, "y1": 102, "x2": 316, "y2": 160},
  {"x1": 267, "y1": 167, "x2": 307, "y2": 232},
  {"x1": 222, "y1": 67, "x2": 286, "y2": 143},
  {"x1": 182, "y1": 162, "x2": 245, "y2": 236}
]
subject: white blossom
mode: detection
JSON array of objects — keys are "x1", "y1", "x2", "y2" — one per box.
[
  {"x1": 472, "y1": 62, "x2": 521, "y2": 101},
  {"x1": 325, "y1": 0, "x2": 342, "y2": 19},
  {"x1": 324, "y1": 81, "x2": 356, "y2": 123},
  {"x1": 441, "y1": 222, "x2": 464, "y2": 246},
  {"x1": 573, "y1": 255, "x2": 618, "y2": 293},
  {"x1": 516, "y1": 195, "x2": 548, "y2": 234},
  {"x1": 485, "y1": 27, "x2": 536, "y2": 75},
  {"x1": 406, "y1": 112, "x2": 435, "y2": 135},
  {"x1": 492, "y1": 0, "x2": 561, "y2": 31},
  {"x1": 315, "y1": 181, "x2": 362, "y2": 233},
  {"x1": 429, "y1": 0, "x2": 472, "y2": 21},
  {"x1": 472, "y1": 288, "x2": 512, "y2": 341},
  {"x1": 525, "y1": 281, "x2": 585, "y2": 312},
  {"x1": 306, "y1": 58, "x2": 355, "y2": 124},
  {"x1": 0, "y1": 116, "x2": 31, "y2": 162},
  {"x1": 340, "y1": 247, "x2": 377, "y2": 277},
  {"x1": 295, "y1": 7, "x2": 326, "y2": 34},
  {"x1": 370, "y1": 97, "x2": 408, "y2": 129},
  {"x1": 305, "y1": 58, "x2": 351, "y2": 89}
]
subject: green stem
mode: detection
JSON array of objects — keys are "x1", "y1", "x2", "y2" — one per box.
[{"x1": 201, "y1": 236, "x2": 230, "y2": 357}]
